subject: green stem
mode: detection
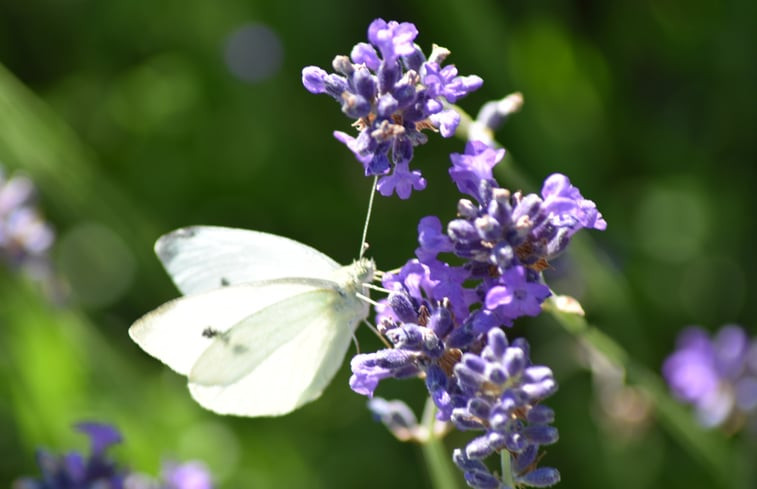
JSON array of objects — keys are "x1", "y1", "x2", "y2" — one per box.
[
  {"x1": 500, "y1": 450, "x2": 515, "y2": 488},
  {"x1": 544, "y1": 300, "x2": 733, "y2": 486},
  {"x1": 420, "y1": 398, "x2": 463, "y2": 489}
]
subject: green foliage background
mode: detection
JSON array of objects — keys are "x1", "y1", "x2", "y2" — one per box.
[{"x1": 0, "y1": 1, "x2": 755, "y2": 488}]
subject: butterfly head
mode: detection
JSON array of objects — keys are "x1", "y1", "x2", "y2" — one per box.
[{"x1": 352, "y1": 257, "x2": 375, "y2": 286}]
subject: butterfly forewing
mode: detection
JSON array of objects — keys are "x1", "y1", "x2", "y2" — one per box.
[{"x1": 155, "y1": 226, "x2": 341, "y2": 295}]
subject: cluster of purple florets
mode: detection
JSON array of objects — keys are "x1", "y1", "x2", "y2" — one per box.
[
  {"x1": 303, "y1": 18, "x2": 607, "y2": 489},
  {"x1": 14, "y1": 422, "x2": 213, "y2": 489},
  {"x1": 302, "y1": 18, "x2": 482, "y2": 199},
  {"x1": 663, "y1": 325, "x2": 757, "y2": 430},
  {"x1": 450, "y1": 328, "x2": 560, "y2": 489},
  {"x1": 347, "y1": 140, "x2": 604, "y2": 487}
]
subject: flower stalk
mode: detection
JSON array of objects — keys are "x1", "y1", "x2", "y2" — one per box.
[{"x1": 421, "y1": 398, "x2": 463, "y2": 489}]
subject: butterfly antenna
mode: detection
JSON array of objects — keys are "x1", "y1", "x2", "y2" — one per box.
[
  {"x1": 359, "y1": 176, "x2": 378, "y2": 259},
  {"x1": 356, "y1": 292, "x2": 380, "y2": 308},
  {"x1": 364, "y1": 283, "x2": 392, "y2": 295}
]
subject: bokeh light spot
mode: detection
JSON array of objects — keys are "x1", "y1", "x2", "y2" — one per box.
[
  {"x1": 634, "y1": 182, "x2": 709, "y2": 263},
  {"x1": 106, "y1": 54, "x2": 200, "y2": 133},
  {"x1": 55, "y1": 223, "x2": 136, "y2": 307},
  {"x1": 224, "y1": 23, "x2": 284, "y2": 83}
]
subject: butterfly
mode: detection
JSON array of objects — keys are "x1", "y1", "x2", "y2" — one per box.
[{"x1": 129, "y1": 225, "x2": 374, "y2": 417}]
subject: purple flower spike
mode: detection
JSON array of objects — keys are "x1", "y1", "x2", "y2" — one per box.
[
  {"x1": 664, "y1": 324, "x2": 757, "y2": 428},
  {"x1": 448, "y1": 329, "x2": 559, "y2": 486},
  {"x1": 302, "y1": 18, "x2": 482, "y2": 198},
  {"x1": 306, "y1": 21, "x2": 612, "y2": 487}
]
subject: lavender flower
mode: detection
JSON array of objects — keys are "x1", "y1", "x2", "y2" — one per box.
[
  {"x1": 13, "y1": 422, "x2": 125, "y2": 489},
  {"x1": 352, "y1": 294, "x2": 561, "y2": 487},
  {"x1": 0, "y1": 167, "x2": 54, "y2": 269},
  {"x1": 350, "y1": 139, "x2": 604, "y2": 487},
  {"x1": 302, "y1": 18, "x2": 483, "y2": 198},
  {"x1": 349, "y1": 255, "x2": 561, "y2": 485},
  {"x1": 663, "y1": 325, "x2": 757, "y2": 428},
  {"x1": 413, "y1": 143, "x2": 605, "y2": 339},
  {"x1": 451, "y1": 329, "x2": 560, "y2": 488},
  {"x1": 14, "y1": 423, "x2": 214, "y2": 489}
]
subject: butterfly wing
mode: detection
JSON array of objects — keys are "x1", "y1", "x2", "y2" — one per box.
[
  {"x1": 155, "y1": 226, "x2": 341, "y2": 295},
  {"x1": 188, "y1": 287, "x2": 368, "y2": 417},
  {"x1": 129, "y1": 280, "x2": 328, "y2": 375}
]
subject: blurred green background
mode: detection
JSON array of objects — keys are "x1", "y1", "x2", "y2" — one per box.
[{"x1": 1, "y1": 0, "x2": 755, "y2": 488}]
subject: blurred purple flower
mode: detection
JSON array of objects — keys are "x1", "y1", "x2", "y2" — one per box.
[
  {"x1": 14, "y1": 423, "x2": 214, "y2": 489},
  {"x1": 0, "y1": 168, "x2": 54, "y2": 268},
  {"x1": 76, "y1": 422, "x2": 123, "y2": 456},
  {"x1": 161, "y1": 461, "x2": 213, "y2": 489},
  {"x1": 663, "y1": 325, "x2": 757, "y2": 428},
  {"x1": 13, "y1": 422, "x2": 125, "y2": 489}
]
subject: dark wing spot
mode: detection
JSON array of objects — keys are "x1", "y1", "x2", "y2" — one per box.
[
  {"x1": 203, "y1": 327, "x2": 232, "y2": 345},
  {"x1": 220, "y1": 277, "x2": 230, "y2": 287},
  {"x1": 202, "y1": 327, "x2": 220, "y2": 338},
  {"x1": 232, "y1": 344, "x2": 249, "y2": 355}
]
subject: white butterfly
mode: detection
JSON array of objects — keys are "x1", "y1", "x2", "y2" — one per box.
[{"x1": 129, "y1": 225, "x2": 375, "y2": 417}]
